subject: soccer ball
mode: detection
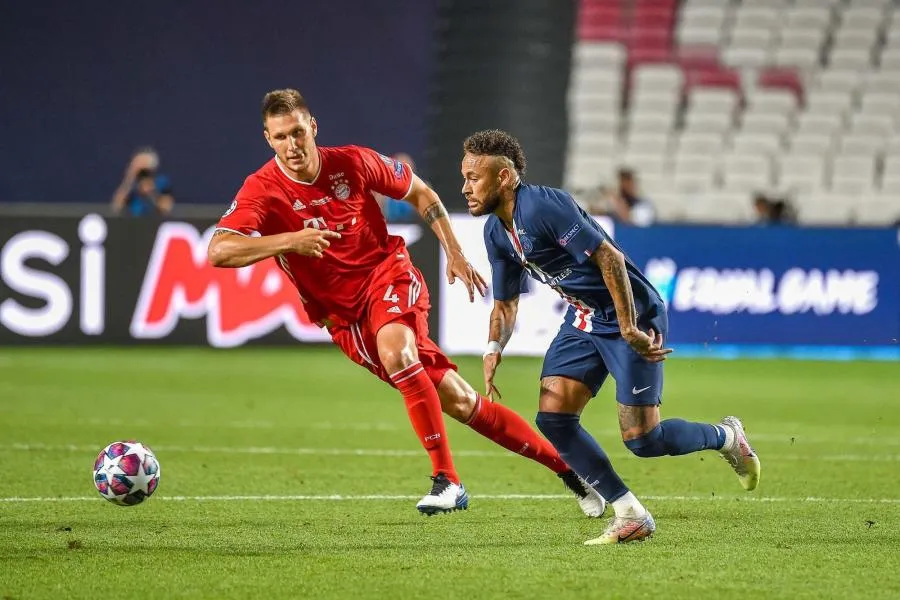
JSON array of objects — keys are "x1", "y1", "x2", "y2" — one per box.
[{"x1": 93, "y1": 441, "x2": 161, "y2": 506}]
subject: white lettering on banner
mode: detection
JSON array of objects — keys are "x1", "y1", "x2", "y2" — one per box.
[
  {"x1": 0, "y1": 231, "x2": 72, "y2": 336},
  {"x1": 653, "y1": 259, "x2": 878, "y2": 316},
  {"x1": 0, "y1": 214, "x2": 108, "y2": 337},
  {"x1": 78, "y1": 215, "x2": 106, "y2": 334}
]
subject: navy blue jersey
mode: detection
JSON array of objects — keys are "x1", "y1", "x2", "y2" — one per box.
[{"x1": 483, "y1": 183, "x2": 665, "y2": 334}]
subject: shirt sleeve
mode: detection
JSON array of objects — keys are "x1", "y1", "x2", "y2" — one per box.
[
  {"x1": 216, "y1": 177, "x2": 267, "y2": 237},
  {"x1": 356, "y1": 146, "x2": 414, "y2": 200},
  {"x1": 484, "y1": 224, "x2": 528, "y2": 301},
  {"x1": 536, "y1": 188, "x2": 606, "y2": 264}
]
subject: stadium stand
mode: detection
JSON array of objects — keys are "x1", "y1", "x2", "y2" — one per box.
[{"x1": 567, "y1": 0, "x2": 900, "y2": 226}]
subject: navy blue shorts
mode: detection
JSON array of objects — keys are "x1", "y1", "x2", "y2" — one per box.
[{"x1": 540, "y1": 313, "x2": 668, "y2": 406}]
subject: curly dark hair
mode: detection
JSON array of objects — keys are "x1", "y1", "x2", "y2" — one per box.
[{"x1": 463, "y1": 129, "x2": 527, "y2": 176}]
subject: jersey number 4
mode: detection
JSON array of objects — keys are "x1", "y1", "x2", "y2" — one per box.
[{"x1": 383, "y1": 285, "x2": 400, "y2": 304}]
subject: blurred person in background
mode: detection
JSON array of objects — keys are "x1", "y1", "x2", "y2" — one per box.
[
  {"x1": 111, "y1": 147, "x2": 175, "y2": 217},
  {"x1": 373, "y1": 152, "x2": 420, "y2": 222},
  {"x1": 752, "y1": 192, "x2": 795, "y2": 226},
  {"x1": 606, "y1": 168, "x2": 655, "y2": 227}
]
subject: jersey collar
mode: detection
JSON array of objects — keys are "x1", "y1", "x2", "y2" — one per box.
[{"x1": 274, "y1": 150, "x2": 322, "y2": 185}]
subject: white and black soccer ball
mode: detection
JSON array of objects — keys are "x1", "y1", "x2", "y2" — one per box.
[{"x1": 92, "y1": 441, "x2": 160, "y2": 506}]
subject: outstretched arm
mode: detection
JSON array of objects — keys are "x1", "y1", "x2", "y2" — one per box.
[
  {"x1": 590, "y1": 240, "x2": 671, "y2": 362},
  {"x1": 404, "y1": 174, "x2": 487, "y2": 301},
  {"x1": 207, "y1": 229, "x2": 340, "y2": 268}
]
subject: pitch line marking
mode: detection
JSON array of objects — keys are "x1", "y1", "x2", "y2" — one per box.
[
  {"x1": 1, "y1": 443, "x2": 898, "y2": 462},
  {"x1": 0, "y1": 494, "x2": 898, "y2": 504}
]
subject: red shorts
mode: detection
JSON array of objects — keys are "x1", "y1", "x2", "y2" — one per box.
[{"x1": 328, "y1": 252, "x2": 457, "y2": 388}]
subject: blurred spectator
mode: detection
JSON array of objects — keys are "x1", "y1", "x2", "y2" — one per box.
[
  {"x1": 606, "y1": 168, "x2": 655, "y2": 227},
  {"x1": 111, "y1": 147, "x2": 174, "y2": 216},
  {"x1": 373, "y1": 152, "x2": 419, "y2": 222},
  {"x1": 753, "y1": 192, "x2": 796, "y2": 226}
]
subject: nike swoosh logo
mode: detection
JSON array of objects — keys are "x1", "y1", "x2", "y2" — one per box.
[{"x1": 632, "y1": 386, "x2": 652, "y2": 395}]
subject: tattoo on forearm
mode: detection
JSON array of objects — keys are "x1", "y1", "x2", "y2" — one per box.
[
  {"x1": 597, "y1": 244, "x2": 637, "y2": 329},
  {"x1": 489, "y1": 316, "x2": 514, "y2": 347},
  {"x1": 421, "y1": 202, "x2": 448, "y2": 225},
  {"x1": 212, "y1": 229, "x2": 230, "y2": 237}
]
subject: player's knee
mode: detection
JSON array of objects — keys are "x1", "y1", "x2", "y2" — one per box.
[
  {"x1": 623, "y1": 424, "x2": 666, "y2": 458},
  {"x1": 441, "y1": 389, "x2": 475, "y2": 422},
  {"x1": 535, "y1": 411, "x2": 579, "y2": 438},
  {"x1": 379, "y1": 346, "x2": 418, "y2": 373}
]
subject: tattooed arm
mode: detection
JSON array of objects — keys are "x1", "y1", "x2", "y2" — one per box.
[
  {"x1": 404, "y1": 174, "x2": 463, "y2": 254},
  {"x1": 591, "y1": 240, "x2": 639, "y2": 337},
  {"x1": 488, "y1": 297, "x2": 519, "y2": 350},
  {"x1": 482, "y1": 296, "x2": 518, "y2": 399},
  {"x1": 404, "y1": 174, "x2": 487, "y2": 301},
  {"x1": 591, "y1": 240, "x2": 671, "y2": 362}
]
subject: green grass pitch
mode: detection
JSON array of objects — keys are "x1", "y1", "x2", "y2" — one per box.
[{"x1": 0, "y1": 348, "x2": 898, "y2": 599}]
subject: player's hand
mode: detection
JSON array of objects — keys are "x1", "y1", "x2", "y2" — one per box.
[
  {"x1": 623, "y1": 328, "x2": 673, "y2": 363},
  {"x1": 483, "y1": 351, "x2": 502, "y2": 401},
  {"x1": 287, "y1": 229, "x2": 342, "y2": 258},
  {"x1": 447, "y1": 250, "x2": 488, "y2": 302}
]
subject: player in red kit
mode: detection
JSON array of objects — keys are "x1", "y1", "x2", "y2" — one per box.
[{"x1": 208, "y1": 89, "x2": 606, "y2": 516}]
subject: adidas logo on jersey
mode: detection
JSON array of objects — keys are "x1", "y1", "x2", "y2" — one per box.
[
  {"x1": 387, "y1": 306, "x2": 402, "y2": 314},
  {"x1": 292, "y1": 199, "x2": 306, "y2": 211}
]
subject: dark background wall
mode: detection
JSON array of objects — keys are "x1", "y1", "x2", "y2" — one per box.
[
  {"x1": 426, "y1": 0, "x2": 576, "y2": 210},
  {"x1": 0, "y1": 1, "x2": 436, "y2": 205}
]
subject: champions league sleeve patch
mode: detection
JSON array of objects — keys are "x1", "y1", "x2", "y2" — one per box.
[
  {"x1": 393, "y1": 160, "x2": 404, "y2": 179},
  {"x1": 223, "y1": 200, "x2": 237, "y2": 217},
  {"x1": 558, "y1": 223, "x2": 581, "y2": 246}
]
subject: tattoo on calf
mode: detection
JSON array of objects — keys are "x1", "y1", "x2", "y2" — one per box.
[{"x1": 421, "y1": 202, "x2": 448, "y2": 225}]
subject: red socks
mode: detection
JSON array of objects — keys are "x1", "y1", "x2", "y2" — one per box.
[
  {"x1": 466, "y1": 395, "x2": 568, "y2": 474},
  {"x1": 389, "y1": 362, "x2": 459, "y2": 484}
]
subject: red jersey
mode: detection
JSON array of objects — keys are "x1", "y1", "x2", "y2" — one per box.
[{"x1": 216, "y1": 145, "x2": 414, "y2": 324}]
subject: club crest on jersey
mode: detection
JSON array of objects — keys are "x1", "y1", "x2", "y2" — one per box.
[
  {"x1": 331, "y1": 175, "x2": 351, "y2": 201},
  {"x1": 519, "y1": 233, "x2": 533, "y2": 254},
  {"x1": 223, "y1": 200, "x2": 237, "y2": 217},
  {"x1": 292, "y1": 199, "x2": 306, "y2": 211}
]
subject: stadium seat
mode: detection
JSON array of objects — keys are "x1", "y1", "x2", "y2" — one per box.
[
  {"x1": 814, "y1": 69, "x2": 863, "y2": 94},
  {"x1": 855, "y1": 195, "x2": 900, "y2": 226},
  {"x1": 796, "y1": 195, "x2": 855, "y2": 226},
  {"x1": 830, "y1": 154, "x2": 877, "y2": 192},
  {"x1": 673, "y1": 153, "x2": 718, "y2": 191},
  {"x1": 746, "y1": 89, "x2": 798, "y2": 116},
  {"x1": 779, "y1": 155, "x2": 826, "y2": 193},
  {"x1": 722, "y1": 154, "x2": 772, "y2": 191},
  {"x1": 849, "y1": 113, "x2": 895, "y2": 138},
  {"x1": 676, "y1": 131, "x2": 724, "y2": 155},
  {"x1": 838, "y1": 134, "x2": 886, "y2": 156},
  {"x1": 742, "y1": 110, "x2": 791, "y2": 135},
  {"x1": 731, "y1": 131, "x2": 783, "y2": 156}
]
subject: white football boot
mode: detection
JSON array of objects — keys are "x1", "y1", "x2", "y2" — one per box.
[
  {"x1": 558, "y1": 470, "x2": 607, "y2": 518},
  {"x1": 718, "y1": 416, "x2": 761, "y2": 491},
  {"x1": 584, "y1": 513, "x2": 656, "y2": 545},
  {"x1": 416, "y1": 473, "x2": 469, "y2": 515}
]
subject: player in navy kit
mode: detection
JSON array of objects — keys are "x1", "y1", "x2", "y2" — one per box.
[{"x1": 461, "y1": 130, "x2": 761, "y2": 545}]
